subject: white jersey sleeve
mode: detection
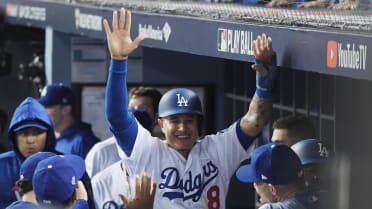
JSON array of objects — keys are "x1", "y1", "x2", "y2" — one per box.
[
  {"x1": 91, "y1": 161, "x2": 131, "y2": 209},
  {"x1": 115, "y1": 121, "x2": 256, "y2": 209},
  {"x1": 85, "y1": 136, "x2": 121, "y2": 178}
]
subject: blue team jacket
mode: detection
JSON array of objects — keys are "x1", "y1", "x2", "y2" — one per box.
[
  {"x1": 55, "y1": 121, "x2": 100, "y2": 159},
  {"x1": 0, "y1": 97, "x2": 97, "y2": 209},
  {"x1": 0, "y1": 97, "x2": 57, "y2": 208}
]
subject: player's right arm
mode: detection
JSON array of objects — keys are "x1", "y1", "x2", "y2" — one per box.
[
  {"x1": 239, "y1": 34, "x2": 276, "y2": 145},
  {"x1": 104, "y1": 8, "x2": 145, "y2": 155}
]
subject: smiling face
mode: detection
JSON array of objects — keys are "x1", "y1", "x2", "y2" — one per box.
[
  {"x1": 158, "y1": 113, "x2": 199, "y2": 158},
  {"x1": 15, "y1": 127, "x2": 47, "y2": 158}
]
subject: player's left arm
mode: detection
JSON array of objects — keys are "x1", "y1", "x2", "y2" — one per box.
[
  {"x1": 238, "y1": 33, "x2": 276, "y2": 149},
  {"x1": 104, "y1": 8, "x2": 145, "y2": 155}
]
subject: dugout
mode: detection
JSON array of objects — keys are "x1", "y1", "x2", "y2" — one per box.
[{"x1": 1, "y1": 0, "x2": 372, "y2": 209}]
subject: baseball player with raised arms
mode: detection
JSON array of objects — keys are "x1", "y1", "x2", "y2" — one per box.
[{"x1": 102, "y1": 8, "x2": 276, "y2": 209}]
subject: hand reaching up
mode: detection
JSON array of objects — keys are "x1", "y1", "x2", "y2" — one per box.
[
  {"x1": 251, "y1": 33, "x2": 274, "y2": 76},
  {"x1": 119, "y1": 173, "x2": 156, "y2": 209},
  {"x1": 103, "y1": 8, "x2": 145, "y2": 60}
]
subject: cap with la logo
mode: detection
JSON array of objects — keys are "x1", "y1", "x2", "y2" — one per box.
[
  {"x1": 158, "y1": 88, "x2": 203, "y2": 118},
  {"x1": 291, "y1": 139, "x2": 329, "y2": 165},
  {"x1": 38, "y1": 83, "x2": 75, "y2": 107}
]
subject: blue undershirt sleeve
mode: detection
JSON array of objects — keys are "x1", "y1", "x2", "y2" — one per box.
[
  {"x1": 72, "y1": 199, "x2": 89, "y2": 209},
  {"x1": 254, "y1": 53, "x2": 277, "y2": 99},
  {"x1": 105, "y1": 59, "x2": 138, "y2": 154},
  {"x1": 236, "y1": 119, "x2": 257, "y2": 150}
]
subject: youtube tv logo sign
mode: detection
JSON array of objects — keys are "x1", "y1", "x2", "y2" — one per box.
[
  {"x1": 327, "y1": 40, "x2": 367, "y2": 70},
  {"x1": 327, "y1": 41, "x2": 337, "y2": 68}
]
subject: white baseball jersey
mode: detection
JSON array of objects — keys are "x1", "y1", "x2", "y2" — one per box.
[
  {"x1": 85, "y1": 136, "x2": 120, "y2": 178},
  {"x1": 92, "y1": 161, "x2": 130, "y2": 209},
  {"x1": 114, "y1": 121, "x2": 256, "y2": 209}
]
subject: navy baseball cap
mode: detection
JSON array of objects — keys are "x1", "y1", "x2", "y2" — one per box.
[
  {"x1": 33, "y1": 154, "x2": 85, "y2": 205},
  {"x1": 13, "y1": 120, "x2": 48, "y2": 132},
  {"x1": 6, "y1": 201, "x2": 39, "y2": 209},
  {"x1": 20, "y1": 152, "x2": 56, "y2": 180},
  {"x1": 38, "y1": 83, "x2": 75, "y2": 107},
  {"x1": 236, "y1": 143, "x2": 304, "y2": 185}
]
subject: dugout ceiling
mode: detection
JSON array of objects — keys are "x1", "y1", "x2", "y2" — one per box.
[{"x1": 1, "y1": 0, "x2": 372, "y2": 80}]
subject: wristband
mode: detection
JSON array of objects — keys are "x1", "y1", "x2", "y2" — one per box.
[{"x1": 254, "y1": 53, "x2": 277, "y2": 99}]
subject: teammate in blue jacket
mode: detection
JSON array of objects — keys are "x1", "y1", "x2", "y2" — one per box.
[
  {"x1": 102, "y1": 8, "x2": 276, "y2": 209},
  {"x1": 236, "y1": 143, "x2": 321, "y2": 209},
  {"x1": 0, "y1": 97, "x2": 57, "y2": 208},
  {"x1": 7, "y1": 154, "x2": 91, "y2": 209},
  {"x1": 38, "y1": 83, "x2": 100, "y2": 159},
  {"x1": 16, "y1": 152, "x2": 56, "y2": 203},
  {"x1": 0, "y1": 97, "x2": 96, "y2": 209}
]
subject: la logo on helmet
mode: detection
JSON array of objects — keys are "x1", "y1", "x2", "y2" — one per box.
[
  {"x1": 317, "y1": 143, "x2": 329, "y2": 158},
  {"x1": 176, "y1": 94, "x2": 188, "y2": 107}
]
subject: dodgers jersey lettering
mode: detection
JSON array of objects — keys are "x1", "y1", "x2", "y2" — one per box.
[
  {"x1": 159, "y1": 160, "x2": 218, "y2": 201},
  {"x1": 113, "y1": 122, "x2": 256, "y2": 209}
]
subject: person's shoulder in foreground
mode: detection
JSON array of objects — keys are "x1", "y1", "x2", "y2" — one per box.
[
  {"x1": 6, "y1": 201, "x2": 39, "y2": 209},
  {"x1": 236, "y1": 142, "x2": 321, "y2": 209}
]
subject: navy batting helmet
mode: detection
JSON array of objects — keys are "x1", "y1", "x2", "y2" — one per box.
[
  {"x1": 158, "y1": 88, "x2": 203, "y2": 118},
  {"x1": 291, "y1": 139, "x2": 329, "y2": 165}
]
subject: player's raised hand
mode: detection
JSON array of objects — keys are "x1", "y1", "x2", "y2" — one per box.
[
  {"x1": 251, "y1": 33, "x2": 274, "y2": 76},
  {"x1": 103, "y1": 8, "x2": 145, "y2": 60},
  {"x1": 119, "y1": 173, "x2": 156, "y2": 209},
  {"x1": 253, "y1": 33, "x2": 273, "y2": 64}
]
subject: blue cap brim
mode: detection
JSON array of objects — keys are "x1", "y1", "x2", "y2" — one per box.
[
  {"x1": 236, "y1": 164, "x2": 256, "y2": 183},
  {"x1": 63, "y1": 155, "x2": 86, "y2": 180},
  {"x1": 38, "y1": 97, "x2": 54, "y2": 106},
  {"x1": 20, "y1": 152, "x2": 57, "y2": 180},
  {"x1": 38, "y1": 84, "x2": 75, "y2": 107},
  {"x1": 13, "y1": 122, "x2": 48, "y2": 132}
]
